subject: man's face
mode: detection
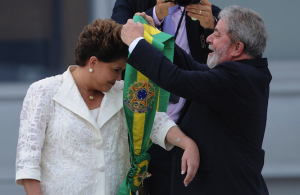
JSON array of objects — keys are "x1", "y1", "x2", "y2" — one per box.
[{"x1": 206, "y1": 19, "x2": 233, "y2": 69}]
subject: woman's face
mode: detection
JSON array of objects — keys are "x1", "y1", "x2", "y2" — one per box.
[{"x1": 92, "y1": 57, "x2": 127, "y2": 92}]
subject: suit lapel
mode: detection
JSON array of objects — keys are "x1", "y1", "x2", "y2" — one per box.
[{"x1": 53, "y1": 67, "x2": 99, "y2": 130}]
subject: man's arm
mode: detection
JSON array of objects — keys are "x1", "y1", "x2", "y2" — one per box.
[
  {"x1": 121, "y1": 19, "x2": 232, "y2": 108},
  {"x1": 127, "y1": 39, "x2": 219, "y2": 103},
  {"x1": 173, "y1": 43, "x2": 209, "y2": 71}
]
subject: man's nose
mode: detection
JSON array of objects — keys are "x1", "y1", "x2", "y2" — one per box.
[{"x1": 206, "y1": 33, "x2": 213, "y2": 45}]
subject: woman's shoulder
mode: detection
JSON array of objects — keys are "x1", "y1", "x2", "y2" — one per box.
[{"x1": 28, "y1": 73, "x2": 64, "y2": 96}]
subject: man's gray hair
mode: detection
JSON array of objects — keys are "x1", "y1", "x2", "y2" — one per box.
[{"x1": 219, "y1": 6, "x2": 268, "y2": 59}]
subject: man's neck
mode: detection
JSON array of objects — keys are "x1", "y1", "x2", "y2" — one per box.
[{"x1": 232, "y1": 53, "x2": 252, "y2": 62}]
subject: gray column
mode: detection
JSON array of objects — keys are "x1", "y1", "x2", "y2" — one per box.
[{"x1": 90, "y1": 0, "x2": 116, "y2": 21}]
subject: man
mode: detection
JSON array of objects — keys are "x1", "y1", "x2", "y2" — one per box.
[
  {"x1": 112, "y1": 1, "x2": 220, "y2": 194},
  {"x1": 121, "y1": 5, "x2": 271, "y2": 195}
]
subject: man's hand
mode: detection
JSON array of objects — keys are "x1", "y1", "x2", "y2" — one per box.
[
  {"x1": 135, "y1": 12, "x2": 155, "y2": 28},
  {"x1": 185, "y1": 0, "x2": 216, "y2": 30},
  {"x1": 121, "y1": 19, "x2": 144, "y2": 46},
  {"x1": 155, "y1": 0, "x2": 175, "y2": 21}
]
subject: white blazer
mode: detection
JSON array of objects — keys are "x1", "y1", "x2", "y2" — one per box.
[{"x1": 16, "y1": 66, "x2": 175, "y2": 195}]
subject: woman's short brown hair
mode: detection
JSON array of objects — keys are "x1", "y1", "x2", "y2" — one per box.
[{"x1": 75, "y1": 19, "x2": 128, "y2": 66}]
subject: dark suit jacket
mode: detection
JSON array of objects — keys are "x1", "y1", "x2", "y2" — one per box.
[{"x1": 127, "y1": 39, "x2": 271, "y2": 195}]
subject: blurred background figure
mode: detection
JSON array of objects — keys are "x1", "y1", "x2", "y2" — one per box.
[{"x1": 0, "y1": 0, "x2": 299, "y2": 195}]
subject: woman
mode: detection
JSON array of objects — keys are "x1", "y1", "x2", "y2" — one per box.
[{"x1": 15, "y1": 19, "x2": 199, "y2": 195}]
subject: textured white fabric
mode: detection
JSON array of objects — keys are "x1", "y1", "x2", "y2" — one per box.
[
  {"x1": 90, "y1": 108, "x2": 100, "y2": 120},
  {"x1": 16, "y1": 66, "x2": 175, "y2": 195}
]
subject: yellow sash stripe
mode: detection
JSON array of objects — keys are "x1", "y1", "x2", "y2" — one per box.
[
  {"x1": 142, "y1": 24, "x2": 161, "y2": 112},
  {"x1": 132, "y1": 25, "x2": 158, "y2": 156},
  {"x1": 133, "y1": 112, "x2": 145, "y2": 156},
  {"x1": 143, "y1": 23, "x2": 161, "y2": 36},
  {"x1": 133, "y1": 72, "x2": 148, "y2": 156},
  {"x1": 133, "y1": 24, "x2": 161, "y2": 156}
]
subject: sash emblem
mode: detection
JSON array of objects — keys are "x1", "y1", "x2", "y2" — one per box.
[{"x1": 124, "y1": 80, "x2": 156, "y2": 113}]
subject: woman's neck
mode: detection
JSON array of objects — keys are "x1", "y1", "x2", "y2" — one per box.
[{"x1": 71, "y1": 66, "x2": 103, "y2": 110}]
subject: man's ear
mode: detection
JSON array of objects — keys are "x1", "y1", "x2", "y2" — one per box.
[{"x1": 231, "y1": 42, "x2": 244, "y2": 57}]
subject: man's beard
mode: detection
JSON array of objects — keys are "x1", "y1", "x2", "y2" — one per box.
[{"x1": 207, "y1": 43, "x2": 230, "y2": 69}]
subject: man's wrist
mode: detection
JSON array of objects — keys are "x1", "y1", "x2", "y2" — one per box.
[
  {"x1": 129, "y1": 37, "x2": 144, "y2": 53},
  {"x1": 153, "y1": 6, "x2": 164, "y2": 26}
]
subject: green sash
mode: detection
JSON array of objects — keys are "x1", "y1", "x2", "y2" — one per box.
[{"x1": 118, "y1": 15, "x2": 174, "y2": 195}]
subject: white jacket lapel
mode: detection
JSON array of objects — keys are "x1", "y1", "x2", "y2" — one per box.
[
  {"x1": 97, "y1": 82, "x2": 123, "y2": 129},
  {"x1": 52, "y1": 67, "x2": 99, "y2": 130}
]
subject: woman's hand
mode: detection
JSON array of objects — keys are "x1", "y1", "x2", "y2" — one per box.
[
  {"x1": 180, "y1": 138, "x2": 200, "y2": 187},
  {"x1": 165, "y1": 126, "x2": 200, "y2": 187}
]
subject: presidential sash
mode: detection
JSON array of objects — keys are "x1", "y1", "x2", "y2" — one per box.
[{"x1": 118, "y1": 15, "x2": 174, "y2": 195}]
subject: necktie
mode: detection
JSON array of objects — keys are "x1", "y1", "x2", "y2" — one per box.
[
  {"x1": 163, "y1": 5, "x2": 180, "y2": 104},
  {"x1": 163, "y1": 5, "x2": 180, "y2": 36}
]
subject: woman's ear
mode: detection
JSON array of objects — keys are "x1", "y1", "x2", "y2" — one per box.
[{"x1": 89, "y1": 56, "x2": 98, "y2": 68}]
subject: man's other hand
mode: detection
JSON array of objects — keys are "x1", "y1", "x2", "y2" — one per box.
[
  {"x1": 156, "y1": 0, "x2": 175, "y2": 21},
  {"x1": 185, "y1": 0, "x2": 216, "y2": 30},
  {"x1": 135, "y1": 12, "x2": 155, "y2": 28}
]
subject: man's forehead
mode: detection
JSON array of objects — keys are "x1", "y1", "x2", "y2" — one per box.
[{"x1": 215, "y1": 19, "x2": 226, "y2": 34}]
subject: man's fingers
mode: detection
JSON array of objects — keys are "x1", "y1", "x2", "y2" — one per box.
[
  {"x1": 136, "y1": 22, "x2": 144, "y2": 30},
  {"x1": 185, "y1": 4, "x2": 202, "y2": 15},
  {"x1": 198, "y1": 4, "x2": 211, "y2": 12},
  {"x1": 186, "y1": 3, "x2": 211, "y2": 14},
  {"x1": 126, "y1": 19, "x2": 135, "y2": 25},
  {"x1": 121, "y1": 19, "x2": 144, "y2": 46},
  {"x1": 201, "y1": 0, "x2": 210, "y2": 5},
  {"x1": 161, "y1": 1, "x2": 175, "y2": 9},
  {"x1": 167, "y1": 1, "x2": 176, "y2": 7},
  {"x1": 186, "y1": 12, "x2": 201, "y2": 21},
  {"x1": 135, "y1": 12, "x2": 145, "y2": 18}
]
